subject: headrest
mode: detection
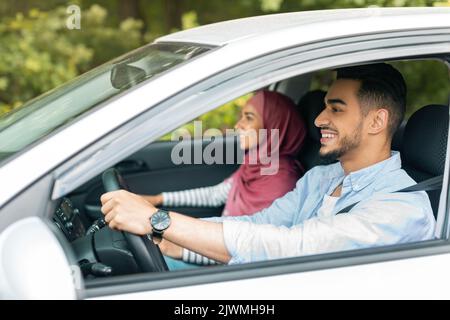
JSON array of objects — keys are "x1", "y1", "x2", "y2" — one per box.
[
  {"x1": 298, "y1": 90, "x2": 326, "y2": 142},
  {"x1": 402, "y1": 104, "x2": 448, "y2": 177}
]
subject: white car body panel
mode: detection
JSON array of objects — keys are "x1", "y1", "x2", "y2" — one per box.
[
  {"x1": 100, "y1": 252, "x2": 450, "y2": 300},
  {"x1": 157, "y1": 8, "x2": 450, "y2": 46},
  {"x1": 0, "y1": 218, "x2": 78, "y2": 299}
]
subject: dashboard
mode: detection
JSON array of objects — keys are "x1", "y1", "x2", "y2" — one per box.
[
  {"x1": 53, "y1": 198, "x2": 86, "y2": 242},
  {"x1": 53, "y1": 197, "x2": 139, "y2": 276}
]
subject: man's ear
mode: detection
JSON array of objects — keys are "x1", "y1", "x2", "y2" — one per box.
[{"x1": 368, "y1": 108, "x2": 389, "y2": 134}]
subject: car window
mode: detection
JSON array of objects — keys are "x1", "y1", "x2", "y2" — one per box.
[
  {"x1": 0, "y1": 43, "x2": 212, "y2": 164},
  {"x1": 159, "y1": 94, "x2": 251, "y2": 141},
  {"x1": 310, "y1": 59, "x2": 450, "y2": 118}
]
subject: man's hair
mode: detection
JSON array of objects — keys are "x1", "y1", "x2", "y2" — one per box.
[{"x1": 336, "y1": 63, "x2": 407, "y2": 137}]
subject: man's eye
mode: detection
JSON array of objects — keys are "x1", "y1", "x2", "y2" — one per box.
[{"x1": 332, "y1": 108, "x2": 341, "y2": 113}]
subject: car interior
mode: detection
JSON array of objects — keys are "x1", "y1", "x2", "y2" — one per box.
[{"x1": 50, "y1": 58, "x2": 450, "y2": 281}]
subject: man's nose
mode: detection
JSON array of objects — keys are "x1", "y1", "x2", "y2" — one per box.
[{"x1": 314, "y1": 109, "x2": 328, "y2": 128}]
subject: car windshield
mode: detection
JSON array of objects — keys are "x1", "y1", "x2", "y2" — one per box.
[{"x1": 0, "y1": 42, "x2": 212, "y2": 163}]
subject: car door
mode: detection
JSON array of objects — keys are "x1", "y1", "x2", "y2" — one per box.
[
  {"x1": 74, "y1": 28, "x2": 450, "y2": 299},
  {"x1": 92, "y1": 251, "x2": 450, "y2": 299}
]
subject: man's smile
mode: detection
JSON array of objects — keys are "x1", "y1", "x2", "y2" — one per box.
[{"x1": 320, "y1": 129, "x2": 338, "y2": 144}]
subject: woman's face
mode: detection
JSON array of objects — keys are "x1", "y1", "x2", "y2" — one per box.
[{"x1": 235, "y1": 103, "x2": 263, "y2": 150}]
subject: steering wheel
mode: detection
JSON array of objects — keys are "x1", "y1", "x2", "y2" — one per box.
[{"x1": 102, "y1": 168, "x2": 168, "y2": 272}]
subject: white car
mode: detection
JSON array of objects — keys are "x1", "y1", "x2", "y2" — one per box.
[{"x1": 0, "y1": 7, "x2": 450, "y2": 300}]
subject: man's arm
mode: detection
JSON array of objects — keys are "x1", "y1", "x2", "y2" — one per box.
[
  {"x1": 204, "y1": 173, "x2": 310, "y2": 226},
  {"x1": 100, "y1": 190, "x2": 231, "y2": 263},
  {"x1": 222, "y1": 191, "x2": 436, "y2": 263},
  {"x1": 159, "y1": 180, "x2": 307, "y2": 263},
  {"x1": 100, "y1": 170, "x2": 311, "y2": 264},
  {"x1": 163, "y1": 211, "x2": 231, "y2": 263}
]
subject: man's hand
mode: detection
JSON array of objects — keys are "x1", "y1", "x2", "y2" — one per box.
[
  {"x1": 101, "y1": 190, "x2": 231, "y2": 264},
  {"x1": 100, "y1": 190, "x2": 158, "y2": 235}
]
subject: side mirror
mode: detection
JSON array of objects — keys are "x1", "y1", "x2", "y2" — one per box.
[
  {"x1": 110, "y1": 64, "x2": 147, "y2": 90},
  {"x1": 0, "y1": 217, "x2": 82, "y2": 299}
]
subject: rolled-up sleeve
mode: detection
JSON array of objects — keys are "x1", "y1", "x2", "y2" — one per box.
[
  {"x1": 223, "y1": 220, "x2": 305, "y2": 264},
  {"x1": 223, "y1": 191, "x2": 435, "y2": 264}
]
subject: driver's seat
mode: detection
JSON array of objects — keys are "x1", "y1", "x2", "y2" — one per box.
[{"x1": 401, "y1": 104, "x2": 449, "y2": 216}]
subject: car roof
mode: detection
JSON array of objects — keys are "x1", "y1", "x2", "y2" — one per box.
[{"x1": 157, "y1": 7, "x2": 450, "y2": 46}]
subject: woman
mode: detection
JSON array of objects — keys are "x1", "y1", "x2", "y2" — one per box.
[{"x1": 144, "y1": 90, "x2": 307, "y2": 217}]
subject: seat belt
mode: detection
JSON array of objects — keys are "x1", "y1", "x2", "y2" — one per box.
[{"x1": 336, "y1": 174, "x2": 443, "y2": 214}]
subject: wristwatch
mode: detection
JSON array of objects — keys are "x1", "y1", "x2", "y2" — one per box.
[{"x1": 149, "y1": 209, "x2": 171, "y2": 243}]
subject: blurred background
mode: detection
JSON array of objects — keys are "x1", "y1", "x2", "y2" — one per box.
[{"x1": 1, "y1": 0, "x2": 449, "y2": 132}]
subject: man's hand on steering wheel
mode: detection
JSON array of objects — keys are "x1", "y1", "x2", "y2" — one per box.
[{"x1": 100, "y1": 190, "x2": 157, "y2": 236}]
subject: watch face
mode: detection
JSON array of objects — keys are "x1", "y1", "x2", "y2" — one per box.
[{"x1": 151, "y1": 210, "x2": 170, "y2": 231}]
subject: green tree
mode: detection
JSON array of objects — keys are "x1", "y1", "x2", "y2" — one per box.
[{"x1": 0, "y1": 4, "x2": 143, "y2": 114}]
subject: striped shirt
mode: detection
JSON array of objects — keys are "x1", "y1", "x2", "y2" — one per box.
[{"x1": 162, "y1": 180, "x2": 232, "y2": 207}]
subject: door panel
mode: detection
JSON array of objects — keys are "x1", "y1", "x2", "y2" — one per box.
[
  {"x1": 98, "y1": 252, "x2": 450, "y2": 299},
  {"x1": 76, "y1": 136, "x2": 241, "y2": 220}
]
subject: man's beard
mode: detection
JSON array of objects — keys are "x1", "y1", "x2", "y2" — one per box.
[{"x1": 319, "y1": 123, "x2": 363, "y2": 163}]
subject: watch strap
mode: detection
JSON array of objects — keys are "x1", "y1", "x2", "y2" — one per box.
[
  {"x1": 150, "y1": 209, "x2": 170, "y2": 244},
  {"x1": 151, "y1": 229, "x2": 164, "y2": 244}
]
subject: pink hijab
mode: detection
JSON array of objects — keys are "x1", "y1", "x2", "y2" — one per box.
[{"x1": 223, "y1": 90, "x2": 307, "y2": 217}]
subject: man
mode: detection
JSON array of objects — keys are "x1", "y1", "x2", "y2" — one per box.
[{"x1": 100, "y1": 63, "x2": 435, "y2": 267}]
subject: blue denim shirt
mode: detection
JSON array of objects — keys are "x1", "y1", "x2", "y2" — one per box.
[{"x1": 206, "y1": 151, "x2": 436, "y2": 264}]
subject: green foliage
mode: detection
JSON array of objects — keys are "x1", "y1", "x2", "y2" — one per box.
[
  {"x1": 159, "y1": 94, "x2": 251, "y2": 141},
  {"x1": 0, "y1": 5, "x2": 143, "y2": 115},
  {"x1": 311, "y1": 60, "x2": 450, "y2": 119},
  {"x1": 280, "y1": 0, "x2": 443, "y2": 11},
  {"x1": 392, "y1": 60, "x2": 450, "y2": 117},
  {"x1": 261, "y1": 0, "x2": 285, "y2": 12},
  {"x1": 181, "y1": 11, "x2": 199, "y2": 30}
]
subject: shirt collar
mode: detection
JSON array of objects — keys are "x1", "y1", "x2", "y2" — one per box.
[{"x1": 342, "y1": 151, "x2": 402, "y2": 192}]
